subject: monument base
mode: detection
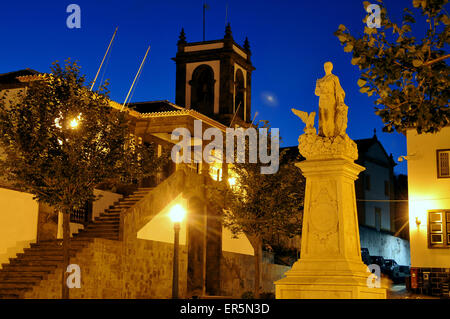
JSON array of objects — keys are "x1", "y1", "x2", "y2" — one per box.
[
  {"x1": 274, "y1": 154, "x2": 387, "y2": 299},
  {"x1": 275, "y1": 259, "x2": 387, "y2": 299}
]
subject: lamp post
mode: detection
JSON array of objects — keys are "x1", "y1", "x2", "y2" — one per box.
[{"x1": 169, "y1": 204, "x2": 186, "y2": 299}]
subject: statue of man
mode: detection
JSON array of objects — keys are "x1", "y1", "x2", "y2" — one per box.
[{"x1": 315, "y1": 62, "x2": 345, "y2": 137}]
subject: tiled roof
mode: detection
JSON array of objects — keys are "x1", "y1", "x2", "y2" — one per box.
[
  {"x1": 127, "y1": 100, "x2": 185, "y2": 114},
  {"x1": 0, "y1": 69, "x2": 40, "y2": 84}
]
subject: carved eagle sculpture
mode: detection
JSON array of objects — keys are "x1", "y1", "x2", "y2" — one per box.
[{"x1": 291, "y1": 108, "x2": 316, "y2": 135}]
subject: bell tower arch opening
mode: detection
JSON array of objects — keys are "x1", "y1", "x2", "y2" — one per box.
[{"x1": 189, "y1": 64, "x2": 215, "y2": 117}]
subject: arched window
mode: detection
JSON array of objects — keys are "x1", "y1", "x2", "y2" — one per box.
[
  {"x1": 235, "y1": 69, "x2": 245, "y2": 120},
  {"x1": 190, "y1": 65, "x2": 215, "y2": 116}
]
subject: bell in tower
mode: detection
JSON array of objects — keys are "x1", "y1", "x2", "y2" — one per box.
[{"x1": 173, "y1": 24, "x2": 255, "y2": 126}]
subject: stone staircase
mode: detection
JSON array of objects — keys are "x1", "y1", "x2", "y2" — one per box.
[{"x1": 0, "y1": 187, "x2": 153, "y2": 299}]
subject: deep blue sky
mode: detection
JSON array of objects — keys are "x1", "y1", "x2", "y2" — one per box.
[{"x1": 0, "y1": 0, "x2": 419, "y2": 174}]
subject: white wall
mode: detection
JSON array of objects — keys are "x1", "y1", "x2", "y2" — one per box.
[
  {"x1": 137, "y1": 194, "x2": 188, "y2": 245},
  {"x1": 137, "y1": 194, "x2": 254, "y2": 256},
  {"x1": 362, "y1": 161, "x2": 391, "y2": 231},
  {"x1": 0, "y1": 187, "x2": 38, "y2": 266},
  {"x1": 92, "y1": 189, "x2": 123, "y2": 220},
  {"x1": 407, "y1": 126, "x2": 450, "y2": 268},
  {"x1": 222, "y1": 226, "x2": 254, "y2": 256},
  {"x1": 359, "y1": 226, "x2": 410, "y2": 265}
]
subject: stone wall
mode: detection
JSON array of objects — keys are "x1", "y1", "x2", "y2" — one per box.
[
  {"x1": 24, "y1": 238, "x2": 289, "y2": 299},
  {"x1": 24, "y1": 238, "x2": 188, "y2": 299},
  {"x1": 359, "y1": 225, "x2": 410, "y2": 266},
  {"x1": 221, "y1": 251, "x2": 290, "y2": 297}
]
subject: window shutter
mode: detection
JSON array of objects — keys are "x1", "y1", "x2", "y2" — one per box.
[{"x1": 439, "y1": 151, "x2": 450, "y2": 177}]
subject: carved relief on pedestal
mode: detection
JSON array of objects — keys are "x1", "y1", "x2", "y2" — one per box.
[
  {"x1": 342, "y1": 182, "x2": 359, "y2": 258},
  {"x1": 308, "y1": 181, "x2": 339, "y2": 255}
]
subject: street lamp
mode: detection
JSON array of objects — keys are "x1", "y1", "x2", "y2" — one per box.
[{"x1": 168, "y1": 204, "x2": 186, "y2": 299}]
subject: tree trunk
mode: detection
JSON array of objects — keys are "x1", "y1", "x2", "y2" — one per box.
[
  {"x1": 61, "y1": 210, "x2": 71, "y2": 299},
  {"x1": 250, "y1": 236, "x2": 262, "y2": 299}
]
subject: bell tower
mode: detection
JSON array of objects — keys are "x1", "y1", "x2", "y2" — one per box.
[{"x1": 173, "y1": 24, "x2": 255, "y2": 126}]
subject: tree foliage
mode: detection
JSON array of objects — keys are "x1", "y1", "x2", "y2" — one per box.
[
  {"x1": 208, "y1": 124, "x2": 304, "y2": 244},
  {"x1": 335, "y1": 0, "x2": 449, "y2": 134},
  {"x1": 0, "y1": 59, "x2": 162, "y2": 213}
]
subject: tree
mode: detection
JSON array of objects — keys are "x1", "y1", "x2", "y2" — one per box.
[
  {"x1": 208, "y1": 124, "x2": 304, "y2": 298},
  {"x1": 0, "y1": 60, "x2": 162, "y2": 298},
  {"x1": 335, "y1": 0, "x2": 449, "y2": 134}
]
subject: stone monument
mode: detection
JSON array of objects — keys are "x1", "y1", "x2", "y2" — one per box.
[{"x1": 275, "y1": 62, "x2": 387, "y2": 299}]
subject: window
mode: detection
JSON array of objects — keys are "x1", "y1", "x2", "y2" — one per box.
[
  {"x1": 365, "y1": 174, "x2": 371, "y2": 191},
  {"x1": 437, "y1": 149, "x2": 450, "y2": 178},
  {"x1": 384, "y1": 181, "x2": 389, "y2": 196},
  {"x1": 428, "y1": 210, "x2": 450, "y2": 248}
]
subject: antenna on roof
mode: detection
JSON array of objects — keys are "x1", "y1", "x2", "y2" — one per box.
[
  {"x1": 90, "y1": 26, "x2": 118, "y2": 91},
  {"x1": 121, "y1": 45, "x2": 151, "y2": 111}
]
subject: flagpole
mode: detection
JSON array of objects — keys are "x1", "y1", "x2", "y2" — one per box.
[
  {"x1": 121, "y1": 45, "x2": 151, "y2": 111},
  {"x1": 90, "y1": 26, "x2": 118, "y2": 91}
]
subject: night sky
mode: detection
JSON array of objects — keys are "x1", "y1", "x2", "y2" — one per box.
[{"x1": 0, "y1": 0, "x2": 417, "y2": 174}]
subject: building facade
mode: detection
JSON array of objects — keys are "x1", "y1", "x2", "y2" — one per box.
[
  {"x1": 407, "y1": 126, "x2": 450, "y2": 296},
  {"x1": 0, "y1": 26, "x2": 294, "y2": 299}
]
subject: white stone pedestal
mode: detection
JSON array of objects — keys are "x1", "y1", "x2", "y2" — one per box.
[{"x1": 275, "y1": 157, "x2": 386, "y2": 299}]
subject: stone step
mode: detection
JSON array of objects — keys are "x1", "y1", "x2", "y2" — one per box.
[
  {"x1": 84, "y1": 228, "x2": 120, "y2": 233},
  {"x1": 90, "y1": 219, "x2": 119, "y2": 224},
  {"x1": 30, "y1": 239, "x2": 92, "y2": 248},
  {"x1": 9, "y1": 259, "x2": 62, "y2": 267},
  {"x1": 16, "y1": 252, "x2": 76, "y2": 260},
  {"x1": 0, "y1": 287, "x2": 32, "y2": 297},
  {"x1": 0, "y1": 293, "x2": 21, "y2": 299},
  {"x1": 74, "y1": 235, "x2": 118, "y2": 241},
  {"x1": 93, "y1": 218, "x2": 120, "y2": 224},
  {"x1": 94, "y1": 215, "x2": 120, "y2": 222},
  {"x1": 86, "y1": 222, "x2": 119, "y2": 227},
  {"x1": 100, "y1": 212, "x2": 121, "y2": 217},
  {"x1": 117, "y1": 198, "x2": 139, "y2": 203},
  {"x1": 126, "y1": 195, "x2": 147, "y2": 199},
  {"x1": 0, "y1": 271, "x2": 50, "y2": 278},
  {"x1": 0, "y1": 277, "x2": 42, "y2": 284},
  {"x1": 23, "y1": 247, "x2": 80, "y2": 255},
  {"x1": 110, "y1": 205, "x2": 132, "y2": 209},
  {"x1": 0, "y1": 282, "x2": 35, "y2": 290},
  {"x1": 1, "y1": 265, "x2": 58, "y2": 272},
  {"x1": 75, "y1": 232, "x2": 118, "y2": 238}
]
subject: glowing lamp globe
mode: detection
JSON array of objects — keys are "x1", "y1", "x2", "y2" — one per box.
[{"x1": 169, "y1": 204, "x2": 186, "y2": 223}]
